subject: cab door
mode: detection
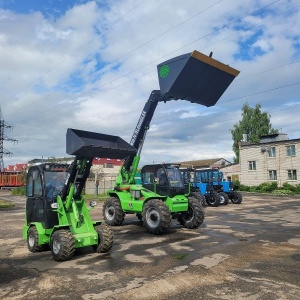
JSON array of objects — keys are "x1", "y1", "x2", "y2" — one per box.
[{"x1": 26, "y1": 167, "x2": 44, "y2": 224}]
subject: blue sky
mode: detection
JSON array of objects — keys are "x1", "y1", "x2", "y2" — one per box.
[{"x1": 0, "y1": 0, "x2": 300, "y2": 168}]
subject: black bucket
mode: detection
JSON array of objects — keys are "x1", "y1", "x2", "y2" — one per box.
[
  {"x1": 66, "y1": 128, "x2": 136, "y2": 159},
  {"x1": 157, "y1": 50, "x2": 240, "y2": 107}
]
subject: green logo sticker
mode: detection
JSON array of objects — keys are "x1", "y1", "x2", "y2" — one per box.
[{"x1": 159, "y1": 65, "x2": 169, "y2": 78}]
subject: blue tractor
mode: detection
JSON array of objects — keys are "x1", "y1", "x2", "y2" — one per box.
[
  {"x1": 180, "y1": 168, "x2": 220, "y2": 207},
  {"x1": 195, "y1": 169, "x2": 242, "y2": 204}
]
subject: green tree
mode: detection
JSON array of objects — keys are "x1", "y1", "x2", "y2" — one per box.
[{"x1": 231, "y1": 103, "x2": 278, "y2": 163}]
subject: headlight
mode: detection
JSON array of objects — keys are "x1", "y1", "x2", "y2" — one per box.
[
  {"x1": 90, "y1": 200, "x2": 97, "y2": 207},
  {"x1": 51, "y1": 203, "x2": 59, "y2": 209}
]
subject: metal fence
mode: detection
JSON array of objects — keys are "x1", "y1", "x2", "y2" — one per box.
[{"x1": 85, "y1": 175, "x2": 117, "y2": 195}]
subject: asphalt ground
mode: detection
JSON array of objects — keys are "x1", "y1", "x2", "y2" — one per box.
[{"x1": 0, "y1": 190, "x2": 299, "y2": 300}]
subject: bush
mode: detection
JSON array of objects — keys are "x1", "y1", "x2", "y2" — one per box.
[
  {"x1": 11, "y1": 186, "x2": 26, "y2": 196},
  {"x1": 282, "y1": 182, "x2": 296, "y2": 192},
  {"x1": 256, "y1": 182, "x2": 278, "y2": 193},
  {"x1": 233, "y1": 180, "x2": 241, "y2": 190},
  {"x1": 272, "y1": 189, "x2": 294, "y2": 195},
  {"x1": 239, "y1": 184, "x2": 250, "y2": 192}
]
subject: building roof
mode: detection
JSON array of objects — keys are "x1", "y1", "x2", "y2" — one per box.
[{"x1": 176, "y1": 158, "x2": 231, "y2": 169}]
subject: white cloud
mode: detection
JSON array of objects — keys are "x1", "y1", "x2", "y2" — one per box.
[{"x1": 1, "y1": 0, "x2": 300, "y2": 168}]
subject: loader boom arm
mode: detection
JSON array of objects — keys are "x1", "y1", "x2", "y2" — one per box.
[{"x1": 115, "y1": 50, "x2": 240, "y2": 186}]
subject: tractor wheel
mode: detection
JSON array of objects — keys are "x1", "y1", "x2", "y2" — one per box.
[
  {"x1": 142, "y1": 199, "x2": 171, "y2": 234},
  {"x1": 206, "y1": 191, "x2": 220, "y2": 207},
  {"x1": 231, "y1": 192, "x2": 243, "y2": 204},
  {"x1": 178, "y1": 197, "x2": 205, "y2": 229},
  {"x1": 93, "y1": 224, "x2": 113, "y2": 253},
  {"x1": 27, "y1": 226, "x2": 44, "y2": 252},
  {"x1": 136, "y1": 213, "x2": 143, "y2": 221},
  {"x1": 50, "y1": 229, "x2": 75, "y2": 262},
  {"x1": 218, "y1": 192, "x2": 229, "y2": 205},
  {"x1": 103, "y1": 197, "x2": 124, "y2": 226},
  {"x1": 192, "y1": 191, "x2": 206, "y2": 206}
]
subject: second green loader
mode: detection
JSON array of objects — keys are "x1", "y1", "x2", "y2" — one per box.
[{"x1": 103, "y1": 50, "x2": 240, "y2": 234}]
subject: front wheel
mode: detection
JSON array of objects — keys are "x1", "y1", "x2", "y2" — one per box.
[
  {"x1": 231, "y1": 192, "x2": 242, "y2": 204},
  {"x1": 206, "y1": 191, "x2": 220, "y2": 207},
  {"x1": 51, "y1": 230, "x2": 75, "y2": 262},
  {"x1": 142, "y1": 199, "x2": 171, "y2": 234},
  {"x1": 103, "y1": 197, "x2": 124, "y2": 226},
  {"x1": 178, "y1": 197, "x2": 205, "y2": 229},
  {"x1": 27, "y1": 226, "x2": 45, "y2": 252},
  {"x1": 93, "y1": 224, "x2": 113, "y2": 253}
]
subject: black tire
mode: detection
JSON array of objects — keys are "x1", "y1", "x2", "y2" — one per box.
[
  {"x1": 93, "y1": 224, "x2": 113, "y2": 253},
  {"x1": 142, "y1": 199, "x2": 171, "y2": 234},
  {"x1": 136, "y1": 213, "x2": 143, "y2": 221},
  {"x1": 178, "y1": 197, "x2": 205, "y2": 229},
  {"x1": 206, "y1": 191, "x2": 220, "y2": 207},
  {"x1": 103, "y1": 197, "x2": 124, "y2": 226},
  {"x1": 231, "y1": 192, "x2": 242, "y2": 204},
  {"x1": 50, "y1": 230, "x2": 75, "y2": 262},
  {"x1": 218, "y1": 192, "x2": 229, "y2": 205},
  {"x1": 27, "y1": 226, "x2": 44, "y2": 252},
  {"x1": 192, "y1": 191, "x2": 206, "y2": 206}
]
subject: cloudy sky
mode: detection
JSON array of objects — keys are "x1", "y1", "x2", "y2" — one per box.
[{"x1": 1, "y1": 0, "x2": 299, "y2": 168}]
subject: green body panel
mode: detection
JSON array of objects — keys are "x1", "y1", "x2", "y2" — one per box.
[
  {"x1": 107, "y1": 184, "x2": 188, "y2": 214},
  {"x1": 23, "y1": 189, "x2": 101, "y2": 249},
  {"x1": 23, "y1": 222, "x2": 51, "y2": 245}
]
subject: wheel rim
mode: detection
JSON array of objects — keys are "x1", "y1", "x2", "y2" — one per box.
[
  {"x1": 52, "y1": 238, "x2": 61, "y2": 255},
  {"x1": 145, "y1": 207, "x2": 160, "y2": 228},
  {"x1": 105, "y1": 204, "x2": 115, "y2": 221},
  {"x1": 219, "y1": 195, "x2": 225, "y2": 204},
  {"x1": 28, "y1": 233, "x2": 35, "y2": 247},
  {"x1": 183, "y1": 206, "x2": 194, "y2": 222}
]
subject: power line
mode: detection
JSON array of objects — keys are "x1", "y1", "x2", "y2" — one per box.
[
  {"x1": 0, "y1": 106, "x2": 18, "y2": 170},
  {"x1": 10, "y1": 78, "x2": 300, "y2": 157},
  {"x1": 5, "y1": 0, "x2": 224, "y2": 118},
  {"x1": 8, "y1": 0, "x2": 290, "y2": 125}
]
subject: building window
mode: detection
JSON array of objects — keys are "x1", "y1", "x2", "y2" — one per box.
[
  {"x1": 248, "y1": 161, "x2": 256, "y2": 170},
  {"x1": 268, "y1": 170, "x2": 277, "y2": 180},
  {"x1": 268, "y1": 147, "x2": 276, "y2": 157},
  {"x1": 287, "y1": 169, "x2": 297, "y2": 180},
  {"x1": 286, "y1": 145, "x2": 296, "y2": 156},
  {"x1": 103, "y1": 163, "x2": 113, "y2": 168}
]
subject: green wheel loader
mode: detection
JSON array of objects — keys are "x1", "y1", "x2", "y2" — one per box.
[
  {"x1": 23, "y1": 128, "x2": 136, "y2": 261},
  {"x1": 103, "y1": 50, "x2": 240, "y2": 234}
]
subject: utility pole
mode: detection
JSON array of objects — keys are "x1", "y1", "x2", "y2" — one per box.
[{"x1": 0, "y1": 106, "x2": 18, "y2": 171}]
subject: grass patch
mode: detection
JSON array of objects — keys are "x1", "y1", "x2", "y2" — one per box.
[
  {"x1": 172, "y1": 253, "x2": 188, "y2": 260},
  {"x1": 83, "y1": 194, "x2": 108, "y2": 202},
  {"x1": 0, "y1": 199, "x2": 15, "y2": 209}
]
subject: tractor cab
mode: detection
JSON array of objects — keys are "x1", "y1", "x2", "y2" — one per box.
[
  {"x1": 26, "y1": 164, "x2": 68, "y2": 229},
  {"x1": 141, "y1": 164, "x2": 188, "y2": 197}
]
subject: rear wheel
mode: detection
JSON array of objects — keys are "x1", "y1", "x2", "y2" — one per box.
[
  {"x1": 178, "y1": 197, "x2": 205, "y2": 228},
  {"x1": 103, "y1": 197, "x2": 124, "y2": 226},
  {"x1": 218, "y1": 192, "x2": 229, "y2": 205},
  {"x1": 93, "y1": 224, "x2": 113, "y2": 253},
  {"x1": 142, "y1": 199, "x2": 171, "y2": 234},
  {"x1": 231, "y1": 192, "x2": 242, "y2": 204},
  {"x1": 206, "y1": 191, "x2": 220, "y2": 207},
  {"x1": 51, "y1": 230, "x2": 75, "y2": 262},
  {"x1": 27, "y1": 226, "x2": 44, "y2": 252}
]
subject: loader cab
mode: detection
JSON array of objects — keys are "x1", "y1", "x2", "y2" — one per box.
[
  {"x1": 25, "y1": 164, "x2": 68, "y2": 229},
  {"x1": 141, "y1": 164, "x2": 188, "y2": 197}
]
